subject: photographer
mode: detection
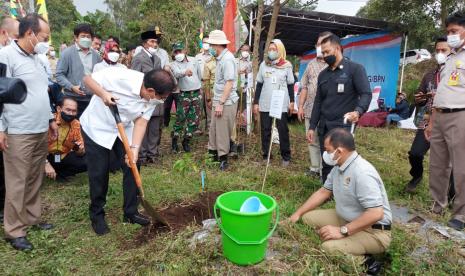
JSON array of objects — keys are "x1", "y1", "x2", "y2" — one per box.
[
  {"x1": 46, "y1": 97, "x2": 86, "y2": 181},
  {"x1": 405, "y1": 37, "x2": 454, "y2": 195}
]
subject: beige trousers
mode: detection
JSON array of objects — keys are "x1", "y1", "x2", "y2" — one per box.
[
  {"x1": 305, "y1": 118, "x2": 321, "y2": 170},
  {"x1": 302, "y1": 209, "x2": 391, "y2": 256},
  {"x1": 3, "y1": 132, "x2": 48, "y2": 238},
  {"x1": 208, "y1": 102, "x2": 238, "y2": 157},
  {"x1": 429, "y1": 110, "x2": 465, "y2": 222}
]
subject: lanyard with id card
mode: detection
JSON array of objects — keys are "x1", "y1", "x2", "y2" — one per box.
[{"x1": 336, "y1": 72, "x2": 348, "y2": 94}]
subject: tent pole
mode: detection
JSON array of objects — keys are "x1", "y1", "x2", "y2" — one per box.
[
  {"x1": 399, "y1": 33, "x2": 408, "y2": 95},
  {"x1": 249, "y1": 10, "x2": 253, "y2": 46}
]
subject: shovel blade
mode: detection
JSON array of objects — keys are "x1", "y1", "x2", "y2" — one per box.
[{"x1": 140, "y1": 198, "x2": 170, "y2": 228}]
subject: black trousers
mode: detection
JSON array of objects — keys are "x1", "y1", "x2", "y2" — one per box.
[
  {"x1": 260, "y1": 112, "x2": 291, "y2": 161},
  {"x1": 408, "y1": 129, "x2": 430, "y2": 179},
  {"x1": 408, "y1": 129, "x2": 455, "y2": 199},
  {"x1": 163, "y1": 93, "x2": 177, "y2": 127},
  {"x1": 47, "y1": 152, "x2": 87, "y2": 178},
  {"x1": 318, "y1": 122, "x2": 352, "y2": 183},
  {"x1": 0, "y1": 152, "x2": 4, "y2": 213},
  {"x1": 83, "y1": 131, "x2": 139, "y2": 222}
]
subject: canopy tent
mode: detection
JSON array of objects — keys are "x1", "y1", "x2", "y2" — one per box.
[
  {"x1": 243, "y1": 5, "x2": 396, "y2": 56},
  {"x1": 243, "y1": 5, "x2": 403, "y2": 108}
]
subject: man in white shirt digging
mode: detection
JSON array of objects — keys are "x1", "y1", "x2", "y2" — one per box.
[{"x1": 80, "y1": 67, "x2": 175, "y2": 235}]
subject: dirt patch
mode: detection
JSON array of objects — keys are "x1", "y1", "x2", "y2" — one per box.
[{"x1": 129, "y1": 191, "x2": 223, "y2": 248}]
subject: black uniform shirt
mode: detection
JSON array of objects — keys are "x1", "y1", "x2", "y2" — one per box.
[{"x1": 309, "y1": 58, "x2": 372, "y2": 130}]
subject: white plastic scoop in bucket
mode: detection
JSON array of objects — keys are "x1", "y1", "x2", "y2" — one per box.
[{"x1": 240, "y1": 196, "x2": 267, "y2": 213}]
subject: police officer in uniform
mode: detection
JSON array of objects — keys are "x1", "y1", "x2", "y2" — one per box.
[{"x1": 307, "y1": 34, "x2": 372, "y2": 183}]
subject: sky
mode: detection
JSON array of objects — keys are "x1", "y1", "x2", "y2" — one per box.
[
  {"x1": 73, "y1": 0, "x2": 367, "y2": 17},
  {"x1": 73, "y1": 0, "x2": 108, "y2": 15},
  {"x1": 314, "y1": 0, "x2": 368, "y2": 16}
]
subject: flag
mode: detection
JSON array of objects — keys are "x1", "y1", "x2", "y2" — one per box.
[
  {"x1": 222, "y1": 0, "x2": 240, "y2": 53},
  {"x1": 198, "y1": 21, "x2": 204, "y2": 49},
  {"x1": 36, "y1": 0, "x2": 49, "y2": 22},
  {"x1": 9, "y1": 0, "x2": 25, "y2": 19}
]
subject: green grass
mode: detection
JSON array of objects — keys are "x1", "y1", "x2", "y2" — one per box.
[{"x1": 0, "y1": 123, "x2": 463, "y2": 275}]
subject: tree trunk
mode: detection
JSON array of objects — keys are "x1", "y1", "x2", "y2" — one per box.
[
  {"x1": 252, "y1": 0, "x2": 265, "y2": 134},
  {"x1": 440, "y1": 0, "x2": 449, "y2": 28},
  {"x1": 264, "y1": 0, "x2": 281, "y2": 52},
  {"x1": 252, "y1": 0, "x2": 264, "y2": 84}
]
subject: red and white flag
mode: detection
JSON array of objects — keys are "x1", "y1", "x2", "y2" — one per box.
[{"x1": 222, "y1": 0, "x2": 245, "y2": 53}]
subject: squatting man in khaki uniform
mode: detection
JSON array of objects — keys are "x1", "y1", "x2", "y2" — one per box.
[{"x1": 290, "y1": 128, "x2": 392, "y2": 274}]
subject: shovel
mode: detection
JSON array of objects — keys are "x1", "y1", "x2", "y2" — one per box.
[{"x1": 109, "y1": 104, "x2": 170, "y2": 228}]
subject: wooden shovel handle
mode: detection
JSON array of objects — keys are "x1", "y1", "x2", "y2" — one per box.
[{"x1": 109, "y1": 105, "x2": 145, "y2": 197}]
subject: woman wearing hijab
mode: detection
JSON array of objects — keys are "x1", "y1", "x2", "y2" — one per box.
[
  {"x1": 253, "y1": 39, "x2": 295, "y2": 167},
  {"x1": 93, "y1": 41, "x2": 127, "y2": 72}
]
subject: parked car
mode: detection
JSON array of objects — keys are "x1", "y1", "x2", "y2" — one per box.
[{"x1": 400, "y1": 49, "x2": 432, "y2": 65}]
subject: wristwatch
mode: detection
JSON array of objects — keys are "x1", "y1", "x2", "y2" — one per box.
[
  {"x1": 340, "y1": 226, "x2": 349, "y2": 237},
  {"x1": 219, "y1": 100, "x2": 225, "y2": 105}
]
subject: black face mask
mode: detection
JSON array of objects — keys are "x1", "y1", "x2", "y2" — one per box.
[
  {"x1": 324, "y1": 55, "x2": 337, "y2": 67},
  {"x1": 61, "y1": 111, "x2": 76, "y2": 123}
]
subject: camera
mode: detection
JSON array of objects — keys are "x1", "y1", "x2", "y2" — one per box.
[{"x1": 0, "y1": 63, "x2": 28, "y2": 115}]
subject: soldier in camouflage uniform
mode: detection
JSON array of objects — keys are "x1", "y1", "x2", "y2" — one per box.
[{"x1": 170, "y1": 42, "x2": 202, "y2": 152}]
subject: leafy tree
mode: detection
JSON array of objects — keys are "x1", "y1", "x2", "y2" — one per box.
[
  {"x1": 105, "y1": 0, "x2": 144, "y2": 46},
  {"x1": 45, "y1": 0, "x2": 79, "y2": 49},
  {"x1": 357, "y1": 0, "x2": 464, "y2": 49},
  {"x1": 139, "y1": 0, "x2": 206, "y2": 55},
  {"x1": 74, "y1": 10, "x2": 118, "y2": 41}
]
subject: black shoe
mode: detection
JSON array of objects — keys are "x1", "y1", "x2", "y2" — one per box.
[
  {"x1": 364, "y1": 255, "x2": 383, "y2": 275},
  {"x1": 171, "y1": 136, "x2": 179, "y2": 153},
  {"x1": 91, "y1": 219, "x2": 110, "y2": 236},
  {"x1": 6, "y1": 237, "x2": 33, "y2": 251},
  {"x1": 208, "y1": 150, "x2": 218, "y2": 162},
  {"x1": 447, "y1": 219, "x2": 465, "y2": 231},
  {"x1": 32, "y1": 223, "x2": 54, "y2": 231},
  {"x1": 182, "y1": 137, "x2": 191, "y2": 152},
  {"x1": 0, "y1": 211, "x2": 3, "y2": 224},
  {"x1": 229, "y1": 142, "x2": 238, "y2": 158},
  {"x1": 123, "y1": 213, "x2": 150, "y2": 226},
  {"x1": 219, "y1": 155, "x2": 228, "y2": 171},
  {"x1": 405, "y1": 177, "x2": 422, "y2": 193}
]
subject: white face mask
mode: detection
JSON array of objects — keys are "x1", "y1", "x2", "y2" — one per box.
[
  {"x1": 322, "y1": 149, "x2": 340, "y2": 166},
  {"x1": 435, "y1": 52, "x2": 447, "y2": 65},
  {"x1": 49, "y1": 50, "x2": 56, "y2": 58},
  {"x1": 447, "y1": 33, "x2": 464, "y2": 49},
  {"x1": 175, "y1": 53, "x2": 185, "y2": 62},
  {"x1": 107, "y1": 52, "x2": 120, "y2": 63},
  {"x1": 241, "y1": 51, "x2": 250, "y2": 59},
  {"x1": 202, "y1": 43, "x2": 210, "y2": 51},
  {"x1": 316, "y1": 46, "x2": 323, "y2": 58},
  {"x1": 148, "y1": 47, "x2": 157, "y2": 55},
  {"x1": 31, "y1": 32, "x2": 49, "y2": 55}
]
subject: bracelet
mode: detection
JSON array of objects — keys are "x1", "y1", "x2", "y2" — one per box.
[{"x1": 130, "y1": 145, "x2": 139, "y2": 149}]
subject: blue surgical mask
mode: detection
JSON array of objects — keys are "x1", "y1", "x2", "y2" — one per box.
[
  {"x1": 78, "y1": 37, "x2": 92, "y2": 49},
  {"x1": 209, "y1": 47, "x2": 217, "y2": 57},
  {"x1": 268, "y1": 51, "x2": 279, "y2": 61}
]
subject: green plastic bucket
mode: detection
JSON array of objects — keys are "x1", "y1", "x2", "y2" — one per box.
[{"x1": 214, "y1": 191, "x2": 279, "y2": 266}]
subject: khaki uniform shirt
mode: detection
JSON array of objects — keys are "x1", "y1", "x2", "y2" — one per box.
[
  {"x1": 203, "y1": 57, "x2": 216, "y2": 91},
  {"x1": 434, "y1": 46, "x2": 465, "y2": 108}
]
